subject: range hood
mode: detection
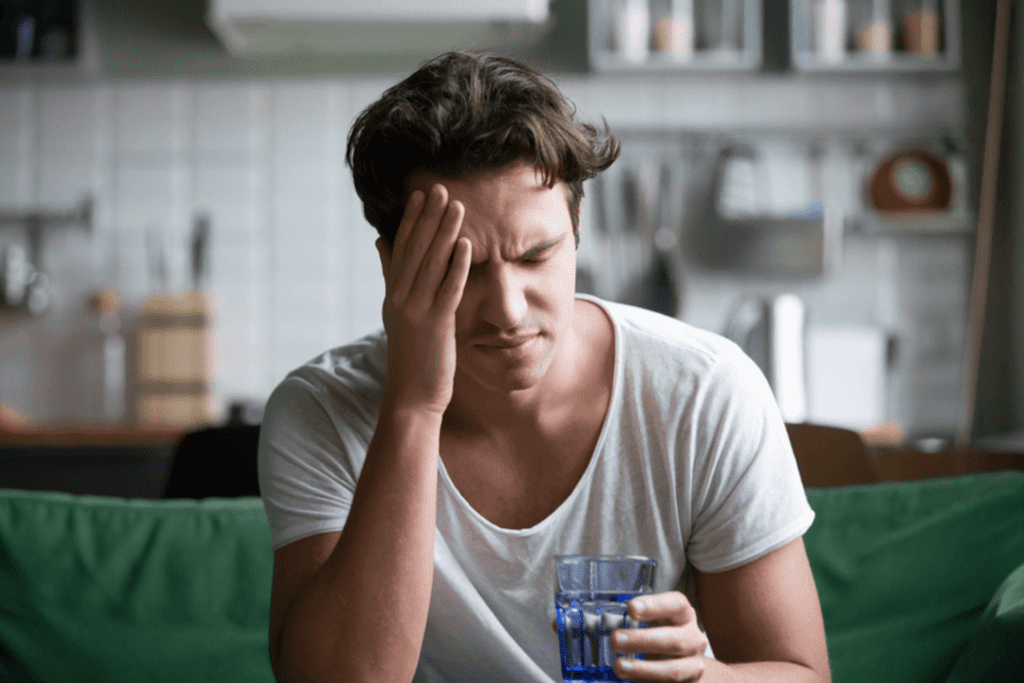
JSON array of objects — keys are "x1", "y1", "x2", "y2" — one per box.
[{"x1": 207, "y1": 0, "x2": 552, "y2": 57}]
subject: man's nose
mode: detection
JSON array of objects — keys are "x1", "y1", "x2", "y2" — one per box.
[{"x1": 480, "y1": 264, "x2": 528, "y2": 330}]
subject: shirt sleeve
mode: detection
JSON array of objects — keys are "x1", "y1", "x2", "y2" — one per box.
[
  {"x1": 684, "y1": 342, "x2": 815, "y2": 573},
  {"x1": 257, "y1": 374, "x2": 364, "y2": 552}
]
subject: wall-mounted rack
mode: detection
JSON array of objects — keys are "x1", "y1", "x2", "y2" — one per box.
[
  {"x1": 588, "y1": 0, "x2": 763, "y2": 71},
  {"x1": 0, "y1": 196, "x2": 93, "y2": 315},
  {"x1": 791, "y1": 0, "x2": 961, "y2": 72}
]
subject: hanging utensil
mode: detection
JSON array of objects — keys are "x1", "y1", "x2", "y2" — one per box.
[
  {"x1": 191, "y1": 214, "x2": 210, "y2": 292},
  {"x1": 646, "y1": 159, "x2": 679, "y2": 317},
  {"x1": 592, "y1": 173, "x2": 609, "y2": 237},
  {"x1": 146, "y1": 226, "x2": 167, "y2": 293},
  {"x1": 621, "y1": 166, "x2": 642, "y2": 233}
]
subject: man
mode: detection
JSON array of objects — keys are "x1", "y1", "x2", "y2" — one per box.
[{"x1": 258, "y1": 51, "x2": 830, "y2": 683}]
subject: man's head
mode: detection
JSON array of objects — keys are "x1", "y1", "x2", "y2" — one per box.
[{"x1": 346, "y1": 50, "x2": 619, "y2": 250}]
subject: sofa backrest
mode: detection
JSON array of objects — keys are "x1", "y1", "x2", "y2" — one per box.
[
  {"x1": 2, "y1": 471, "x2": 1022, "y2": 683},
  {"x1": 0, "y1": 489, "x2": 275, "y2": 683},
  {"x1": 803, "y1": 470, "x2": 1024, "y2": 683}
]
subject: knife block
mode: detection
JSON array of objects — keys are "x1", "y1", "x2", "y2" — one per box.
[{"x1": 133, "y1": 292, "x2": 218, "y2": 428}]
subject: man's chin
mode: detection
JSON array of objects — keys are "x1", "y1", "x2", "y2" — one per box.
[{"x1": 457, "y1": 342, "x2": 555, "y2": 394}]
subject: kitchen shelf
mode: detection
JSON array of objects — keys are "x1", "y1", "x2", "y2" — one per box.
[
  {"x1": 0, "y1": 0, "x2": 102, "y2": 81},
  {"x1": 588, "y1": 0, "x2": 762, "y2": 72},
  {"x1": 846, "y1": 208, "x2": 974, "y2": 236},
  {"x1": 791, "y1": 0, "x2": 960, "y2": 72}
]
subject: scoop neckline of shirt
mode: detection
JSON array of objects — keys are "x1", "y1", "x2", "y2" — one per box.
[{"x1": 435, "y1": 294, "x2": 622, "y2": 536}]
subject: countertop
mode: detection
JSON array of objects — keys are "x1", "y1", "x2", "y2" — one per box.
[{"x1": 0, "y1": 425, "x2": 191, "y2": 448}]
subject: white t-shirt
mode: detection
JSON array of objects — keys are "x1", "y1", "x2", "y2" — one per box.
[{"x1": 258, "y1": 294, "x2": 815, "y2": 683}]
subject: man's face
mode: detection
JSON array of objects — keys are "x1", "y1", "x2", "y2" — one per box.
[{"x1": 406, "y1": 162, "x2": 578, "y2": 394}]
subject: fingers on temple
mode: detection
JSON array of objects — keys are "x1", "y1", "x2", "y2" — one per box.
[
  {"x1": 437, "y1": 238, "x2": 471, "y2": 316},
  {"x1": 392, "y1": 185, "x2": 448, "y2": 300},
  {"x1": 392, "y1": 188, "x2": 427, "y2": 271},
  {"x1": 415, "y1": 199, "x2": 466, "y2": 303}
]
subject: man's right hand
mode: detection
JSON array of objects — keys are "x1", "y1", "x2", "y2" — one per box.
[
  {"x1": 376, "y1": 183, "x2": 472, "y2": 417},
  {"x1": 271, "y1": 184, "x2": 471, "y2": 683}
]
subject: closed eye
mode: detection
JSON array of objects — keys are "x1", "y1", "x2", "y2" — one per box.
[
  {"x1": 520, "y1": 236, "x2": 565, "y2": 263},
  {"x1": 467, "y1": 234, "x2": 567, "y2": 271}
]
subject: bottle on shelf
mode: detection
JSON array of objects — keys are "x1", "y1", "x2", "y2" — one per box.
[{"x1": 813, "y1": 0, "x2": 847, "y2": 64}]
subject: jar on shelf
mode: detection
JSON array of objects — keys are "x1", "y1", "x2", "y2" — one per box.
[
  {"x1": 899, "y1": 0, "x2": 941, "y2": 56},
  {"x1": 651, "y1": 0, "x2": 696, "y2": 61},
  {"x1": 609, "y1": 0, "x2": 651, "y2": 63},
  {"x1": 812, "y1": 0, "x2": 848, "y2": 63}
]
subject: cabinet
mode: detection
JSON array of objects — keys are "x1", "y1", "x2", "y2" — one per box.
[
  {"x1": 587, "y1": 0, "x2": 762, "y2": 71},
  {"x1": 791, "y1": 0, "x2": 960, "y2": 71},
  {"x1": 586, "y1": 0, "x2": 961, "y2": 73}
]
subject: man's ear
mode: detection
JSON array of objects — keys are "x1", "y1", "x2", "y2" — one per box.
[{"x1": 375, "y1": 236, "x2": 392, "y2": 278}]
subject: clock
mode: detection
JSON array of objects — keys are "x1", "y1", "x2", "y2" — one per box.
[{"x1": 869, "y1": 150, "x2": 953, "y2": 213}]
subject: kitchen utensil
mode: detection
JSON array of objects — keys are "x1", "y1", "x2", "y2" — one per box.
[
  {"x1": 88, "y1": 287, "x2": 126, "y2": 423},
  {"x1": 146, "y1": 227, "x2": 168, "y2": 293},
  {"x1": 620, "y1": 166, "x2": 642, "y2": 233},
  {"x1": 806, "y1": 324, "x2": 887, "y2": 430},
  {"x1": 646, "y1": 160, "x2": 679, "y2": 317},
  {"x1": 191, "y1": 214, "x2": 210, "y2": 291},
  {"x1": 725, "y1": 294, "x2": 808, "y2": 423},
  {"x1": 592, "y1": 173, "x2": 609, "y2": 237},
  {"x1": 704, "y1": 147, "x2": 825, "y2": 276}
]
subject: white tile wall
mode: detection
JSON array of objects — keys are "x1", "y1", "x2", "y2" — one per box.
[
  {"x1": 115, "y1": 84, "x2": 191, "y2": 160},
  {"x1": 0, "y1": 77, "x2": 389, "y2": 419},
  {"x1": 193, "y1": 82, "x2": 271, "y2": 160},
  {"x1": 0, "y1": 87, "x2": 36, "y2": 206},
  {"x1": 0, "y1": 72, "x2": 964, "y2": 426}
]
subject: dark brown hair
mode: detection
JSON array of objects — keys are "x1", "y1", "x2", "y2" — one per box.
[{"x1": 346, "y1": 50, "x2": 619, "y2": 249}]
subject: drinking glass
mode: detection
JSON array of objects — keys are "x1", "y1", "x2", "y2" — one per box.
[{"x1": 554, "y1": 555, "x2": 657, "y2": 682}]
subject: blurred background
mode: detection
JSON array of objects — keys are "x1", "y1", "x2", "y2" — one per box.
[{"x1": 0, "y1": 0, "x2": 1021, "y2": 468}]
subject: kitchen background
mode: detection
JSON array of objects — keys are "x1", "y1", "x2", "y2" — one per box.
[{"x1": 0, "y1": 0, "x2": 1022, "y2": 448}]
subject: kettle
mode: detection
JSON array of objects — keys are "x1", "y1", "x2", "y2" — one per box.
[{"x1": 725, "y1": 294, "x2": 808, "y2": 423}]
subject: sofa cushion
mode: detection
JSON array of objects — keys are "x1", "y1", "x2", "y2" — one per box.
[
  {"x1": 942, "y1": 559, "x2": 1024, "y2": 683},
  {"x1": 0, "y1": 489, "x2": 274, "y2": 683},
  {"x1": 803, "y1": 471, "x2": 1024, "y2": 683}
]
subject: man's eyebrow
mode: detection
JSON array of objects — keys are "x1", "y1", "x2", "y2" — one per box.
[
  {"x1": 521, "y1": 235, "x2": 566, "y2": 259},
  {"x1": 470, "y1": 235, "x2": 568, "y2": 267}
]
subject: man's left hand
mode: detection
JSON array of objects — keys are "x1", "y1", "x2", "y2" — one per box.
[{"x1": 609, "y1": 591, "x2": 707, "y2": 682}]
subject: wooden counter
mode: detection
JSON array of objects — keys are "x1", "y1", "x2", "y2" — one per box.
[
  {"x1": 867, "y1": 447, "x2": 1024, "y2": 482},
  {"x1": 0, "y1": 425, "x2": 192, "y2": 448},
  {"x1": 0, "y1": 425, "x2": 197, "y2": 498}
]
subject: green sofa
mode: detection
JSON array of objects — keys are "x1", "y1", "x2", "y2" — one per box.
[{"x1": 1, "y1": 471, "x2": 1022, "y2": 683}]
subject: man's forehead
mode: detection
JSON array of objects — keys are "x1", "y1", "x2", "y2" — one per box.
[
  {"x1": 402, "y1": 164, "x2": 570, "y2": 256},
  {"x1": 404, "y1": 163, "x2": 555, "y2": 194}
]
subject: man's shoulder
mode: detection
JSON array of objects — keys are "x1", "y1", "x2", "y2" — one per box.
[
  {"x1": 588, "y1": 296, "x2": 741, "y2": 372},
  {"x1": 275, "y1": 328, "x2": 388, "y2": 409}
]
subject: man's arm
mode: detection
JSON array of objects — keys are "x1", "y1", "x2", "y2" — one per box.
[
  {"x1": 695, "y1": 536, "x2": 830, "y2": 682},
  {"x1": 267, "y1": 184, "x2": 472, "y2": 683},
  {"x1": 609, "y1": 537, "x2": 830, "y2": 683}
]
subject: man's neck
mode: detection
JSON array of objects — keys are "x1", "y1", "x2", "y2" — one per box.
[
  {"x1": 443, "y1": 331, "x2": 581, "y2": 437},
  {"x1": 442, "y1": 298, "x2": 612, "y2": 439}
]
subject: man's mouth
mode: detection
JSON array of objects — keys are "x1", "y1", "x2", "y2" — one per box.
[{"x1": 475, "y1": 333, "x2": 540, "y2": 349}]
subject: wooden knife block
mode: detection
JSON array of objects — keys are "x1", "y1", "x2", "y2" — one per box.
[{"x1": 134, "y1": 292, "x2": 217, "y2": 428}]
